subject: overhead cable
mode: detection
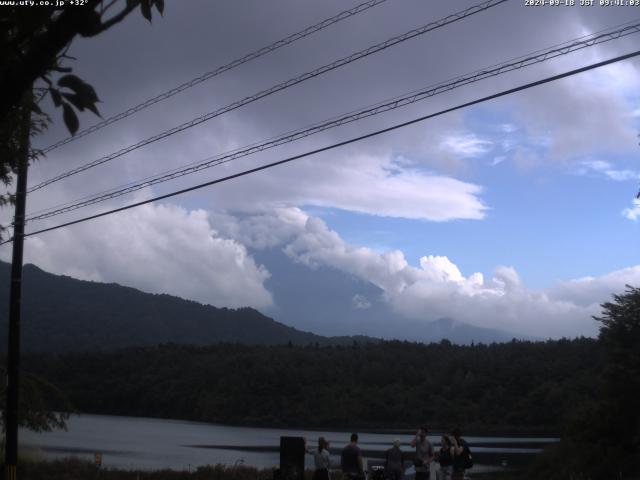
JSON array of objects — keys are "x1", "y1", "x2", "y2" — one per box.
[
  {"x1": 1, "y1": 48, "x2": 635, "y2": 245},
  {"x1": 40, "y1": 0, "x2": 390, "y2": 154},
  {"x1": 24, "y1": 21, "x2": 640, "y2": 222},
  {"x1": 28, "y1": 0, "x2": 508, "y2": 193}
]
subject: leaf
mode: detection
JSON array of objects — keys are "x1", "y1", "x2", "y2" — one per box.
[
  {"x1": 62, "y1": 102, "x2": 79, "y2": 136},
  {"x1": 61, "y1": 93, "x2": 85, "y2": 112},
  {"x1": 154, "y1": 0, "x2": 164, "y2": 15},
  {"x1": 31, "y1": 103, "x2": 43, "y2": 116},
  {"x1": 57, "y1": 74, "x2": 84, "y2": 93},
  {"x1": 61, "y1": 92, "x2": 101, "y2": 117},
  {"x1": 77, "y1": 10, "x2": 103, "y2": 37},
  {"x1": 85, "y1": 102, "x2": 101, "y2": 117},
  {"x1": 140, "y1": 0, "x2": 152, "y2": 22},
  {"x1": 50, "y1": 88, "x2": 62, "y2": 107},
  {"x1": 58, "y1": 74, "x2": 99, "y2": 104}
]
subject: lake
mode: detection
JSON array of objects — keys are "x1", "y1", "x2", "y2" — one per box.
[{"x1": 20, "y1": 414, "x2": 557, "y2": 473}]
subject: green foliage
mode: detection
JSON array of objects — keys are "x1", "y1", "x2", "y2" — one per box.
[
  {"x1": 0, "y1": 369, "x2": 70, "y2": 433},
  {"x1": 0, "y1": 0, "x2": 165, "y2": 225},
  {"x1": 19, "y1": 338, "x2": 598, "y2": 432},
  {"x1": 524, "y1": 286, "x2": 640, "y2": 480},
  {"x1": 596, "y1": 286, "x2": 640, "y2": 418},
  {"x1": 0, "y1": 0, "x2": 164, "y2": 130}
]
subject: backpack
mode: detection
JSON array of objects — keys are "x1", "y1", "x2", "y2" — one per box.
[{"x1": 453, "y1": 441, "x2": 473, "y2": 470}]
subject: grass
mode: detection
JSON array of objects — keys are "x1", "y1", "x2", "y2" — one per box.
[{"x1": 0, "y1": 458, "x2": 528, "y2": 480}]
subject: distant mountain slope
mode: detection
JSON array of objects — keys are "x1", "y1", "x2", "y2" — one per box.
[
  {"x1": 254, "y1": 249, "x2": 519, "y2": 344},
  {"x1": 0, "y1": 262, "x2": 374, "y2": 353}
]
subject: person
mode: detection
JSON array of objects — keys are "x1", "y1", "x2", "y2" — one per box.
[
  {"x1": 341, "y1": 433, "x2": 364, "y2": 480},
  {"x1": 435, "y1": 435, "x2": 453, "y2": 480},
  {"x1": 384, "y1": 438, "x2": 405, "y2": 480},
  {"x1": 451, "y1": 428, "x2": 470, "y2": 480},
  {"x1": 306, "y1": 436, "x2": 331, "y2": 480},
  {"x1": 410, "y1": 427, "x2": 433, "y2": 480}
]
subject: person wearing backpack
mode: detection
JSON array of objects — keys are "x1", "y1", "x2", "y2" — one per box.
[
  {"x1": 451, "y1": 428, "x2": 472, "y2": 480},
  {"x1": 435, "y1": 435, "x2": 454, "y2": 480}
]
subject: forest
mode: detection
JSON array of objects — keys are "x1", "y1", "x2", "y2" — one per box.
[
  {"x1": 20, "y1": 337, "x2": 598, "y2": 433},
  {"x1": 5, "y1": 287, "x2": 639, "y2": 479}
]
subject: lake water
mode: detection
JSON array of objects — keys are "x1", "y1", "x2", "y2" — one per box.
[{"x1": 20, "y1": 414, "x2": 557, "y2": 473}]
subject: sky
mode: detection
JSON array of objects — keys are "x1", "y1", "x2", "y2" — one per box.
[{"x1": 2, "y1": 0, "x2": 640, "y2": 339}]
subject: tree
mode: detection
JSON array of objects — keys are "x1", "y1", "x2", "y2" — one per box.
[
  {"x1": 0, "y1": 92, "x2": 47, "y2": 239},
  {"x1": 0, "y1": 0, "x2": 164, "y2": 222},
  {"x1": 0, "y1": 1, "x2": 166, "y2": 440},
  {"x1": 592, "y1": 285, "x2": 640, "y2": 468},
  {"x1": 0, "y1": 369, "x2": 71, "y2": 433},
  {"x1": 527, "y1": 286, "x2": 640, "y2": 480},
  {"x1": 0, "y1": 0, "x2": 164, "y2": 124}
]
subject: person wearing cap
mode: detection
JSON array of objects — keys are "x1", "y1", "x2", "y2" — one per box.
[
  {"x1": 410, "y1": 427, "x2": 433, "y2": 480},
  {"x1": 384, "y1": 438, "x2": 405, "y2": 480}
]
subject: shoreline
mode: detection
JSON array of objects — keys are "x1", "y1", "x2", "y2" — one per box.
[{"x1": 51, "y1": 411, "x2": 560, "y2": 438}]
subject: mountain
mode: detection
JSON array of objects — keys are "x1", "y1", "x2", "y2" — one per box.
[
  {"x1": 0, "y1": 261, "x2": 374, "y2": 353},
  {"x1": 254, "y1": 248, "x2": 518, "y2": 344},
  {"x1": 0, "y1": 255, "x2": 518, "y2": 353}
]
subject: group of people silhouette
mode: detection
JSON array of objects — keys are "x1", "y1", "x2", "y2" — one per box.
[{"x1": 306, "y1": 427, "x2": 471, "y2": 480}]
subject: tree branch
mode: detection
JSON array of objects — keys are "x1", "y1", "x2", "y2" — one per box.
[
  {"x1": 0, "y1": 0, "x2": 141, "y2": 121},
  {"x1": 89, "y1": 0, "x2": 139, "y2": 36}
]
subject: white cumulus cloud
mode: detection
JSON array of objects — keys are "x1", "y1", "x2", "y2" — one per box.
[
  {"x1": 622, "y1": 198, "x2": 640, "y2": 221},
  {"x1": 214, "y1": 207, "x2": 640, "y2": 338},
  {"x1": 3, "y1": 203, "x2": 273, "y2": 309}
]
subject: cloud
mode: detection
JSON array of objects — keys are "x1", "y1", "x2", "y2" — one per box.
[
  {"x1": 439, "y1": 133, "x2": 492, "y2": 158},
  {"x1": 209, "y1": 207, "x2": 308, "y2": 250},
  {"x1": 508, "y1": 60, "x2": 639, "y2": 163},
  {"x1": 548, "y1": 266, "x2": 640, "y2": 308},
  {"x1": 206, "y1": 151, "x2": 489, "y2": 221},
  {"x1": 499, "y1": 124, "x2": 517, "y2": 133},
  {"x1": 622, "y1": 198, "x2": 640, "y2": 221},
  {"x1": 577, "y1": 160, "x2": 640, "y2": 181},
  {"x1": 352, "y1": 294, "x2": 372, "y2": 310},
  {"x1": 2, "y1": 0, "x2": 637, "y2": 343},
  {"x1": 2, "y1": 203, "x2": 273, "y2": 309},
  {"x1": 215, "y1": 208, "x2": 639, "y2": 338}
]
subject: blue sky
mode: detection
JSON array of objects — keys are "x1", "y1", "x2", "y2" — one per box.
[{"x1": 317, "y1": 103, "x2": 640, "y2": 289}]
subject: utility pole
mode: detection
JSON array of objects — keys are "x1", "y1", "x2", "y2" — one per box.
[{"x1": 4, "y1": 94, "x2": 31, "y2": 480}]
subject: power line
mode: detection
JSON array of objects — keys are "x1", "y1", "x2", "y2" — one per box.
[
  {"x1": 26, "y1": 16, "x2": 640, "y2": 220},
  {"x1": 40, "y1": 0, "x2": 390, "y2": 154},
  {"x1": 24, "y1": 21, "x2": 640, "y2": 223},
  {"x1": 2, "y1": 48, "x2": 637, "y2": 245},
  {"x1": 28, "y1": 0, "x2": 508, "y2": 193}
]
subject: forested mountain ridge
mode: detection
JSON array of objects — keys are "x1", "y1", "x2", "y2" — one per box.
[{"x1": 0, "y1": 261, "x2": 375, "y2": 352}]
